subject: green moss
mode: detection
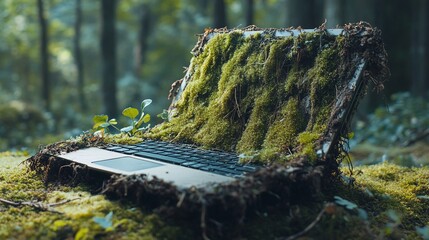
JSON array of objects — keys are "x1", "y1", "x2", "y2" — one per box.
[
  {"x1": 297, "y1": 131, "x2": 320, "y2": 161},
  {"x1": 260, "y1": 97, "x2": 306, "y2": 162},
  {"x1": 147, "y1": 31, "x2": 347, "y2": 164},
  {"x1": 0, "y1": 156, "x2": 191, "y2": 240},
  {"x1": 236, "y1": 87, "x2": 276, "y2": 153},
  {"x1": 335, "y1": 163, "x2": 429, "y2": 238}
]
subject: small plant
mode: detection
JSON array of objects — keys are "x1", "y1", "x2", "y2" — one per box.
[
  {"x1": 92, "y1": 99, "x2": 152, "y2": 137},
  {"x1": 120, "y1": 99, "x2": 152, "y2": 136},
  {"x1": 93, "y1": 211, "x2": 113, "y2": 229},
  {"x1": 334, "y1": 196, "x2": 368, "y2": 221},
  {"x1": 354, "y1": 92, "x2": 429, "y2": 146},
  {"x1": 157, "y1": 109, "x2": 169, "y2": 121}
]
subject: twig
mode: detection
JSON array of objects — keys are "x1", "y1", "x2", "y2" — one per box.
[
  {"x1": 278, "y1": 204, "x2": 327, "y2": 240},
  {"x1": 0, "y1": 197, "x2": 79, "y2": 214},
  {"x1": 0, "y1": 198, "x2": 20, "y2": 206},
  {"x1": 176, "y1": 192, "x2": 186, "y2": 208}
]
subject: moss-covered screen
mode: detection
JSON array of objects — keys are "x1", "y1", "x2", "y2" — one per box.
[{"x1": 146, "y1": 29, "x2": 369, "y2": 164}]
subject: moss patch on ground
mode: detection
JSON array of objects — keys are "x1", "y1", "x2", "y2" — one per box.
[
  {"x1": 0, "y1": 155, "x2": 190, "y2": 240},
  {"x1": 3, "y1": 153, "x2": 429, "y2": 239}
]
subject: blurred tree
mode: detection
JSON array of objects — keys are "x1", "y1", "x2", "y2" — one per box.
[
  {"x1": 285, "y1": 0, "x2": 318, "y2": 28},
  {"x1": 410, "y1": 0, "x2": 428, "y2": 98},
  {"x1": 198, "y1": 0, "x2": 209, "y2": 16},
  {"x1": 213, "y1": 0, "x2": 227, "y2": 28},
  {"x1": 245, "y1": 0, "x2": 254, "y2": 26},
  {"x1": 37, "y1": 0, "x2": 51, "y2": 111},
  {"x1": 131, "y1": 3, "x2": 152, "y2": 102},
  {"x1": 100, "y1": 0, "x2": 118, "y2": 117},
  {"x1": 74, "y1": 0, "x2": 86, "y2": 112},
  {"x1": 134, "y1": 3, "x2": 152, "y2": 78},
  {"x1": 323, "y1": 0, "x2": 344, "y2": 28}
]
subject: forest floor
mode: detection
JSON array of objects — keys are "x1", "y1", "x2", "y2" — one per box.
[{"x1": 1, "y1": 145, "x2": 429, "y2": 240}]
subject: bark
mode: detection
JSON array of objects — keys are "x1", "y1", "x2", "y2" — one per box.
[
  {"x1": 410, "y1": 0, "x2": 428, "y2": 98},
  {"x1": 37, "y1": 0, "x2": 50, "y2": 112},
  {"x1": 245, "y1": 0, "x2": 254, "y2": 26},
  {"x1": 74, "y1": 0, "x2": 86, "y2": 111},
  {"x1": 213, "y1": 0, "x2": 227, "y2": 28},
  {"x1": 100, "y1": 0, "x2": 118, "y2": 117}
]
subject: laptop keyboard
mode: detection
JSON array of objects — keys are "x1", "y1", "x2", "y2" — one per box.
[{"x1": 103, "y1": 140, "x2": 259, "y2": 178}]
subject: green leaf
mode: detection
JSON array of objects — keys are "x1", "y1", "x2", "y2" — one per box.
[
  {"x1": 93, "y1": 115, "x2": 108, "y2": 124},
  {"x1": 141, "y1": 99, "x2": 152, "y2": 111},
  {"x1": 334, "y1": 196, "x2": 358, "y2": 210},
  {"x1": 93, "y1": 211, "x2": 113, "y2": 229},
  {"x1": 92, "y1": 115, "x2": 109, "y2": 129},
  {"x1": 120, "y1": 126, "x2": 134, "y2": 133},
  {"x1": 122, "y1": 107, "x2": 139, "y2": 119},
  {"x1": 157, "y1": 109, "x2": 169, "y2": 121},
  {"x1": 143, "y1": 114, "x2": 151, "y2": 123},
  {"x1": 108, "y1": 118, "x2": 118, "y2": 125},
  {"x1": 100, "y1": 123, "x2": 111, "y2": 128}
]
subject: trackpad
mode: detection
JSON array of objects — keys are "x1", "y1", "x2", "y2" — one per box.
[{"x1": 93, "y1": 157, "x2": 163, "y2": 172}]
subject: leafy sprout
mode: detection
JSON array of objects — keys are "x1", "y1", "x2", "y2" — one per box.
[
  {"x1": 157, "y1": 109, "x2": 169, "y2": 121},
  {"x1": 120, "y1": 99, "x2": 152, "y2": 136},
  {"x1": 92, "y1": 115, "x2": 120, "y2": 135},
  {"x1": 92, "y1": 99, "x2": 152, "y2": 137}
]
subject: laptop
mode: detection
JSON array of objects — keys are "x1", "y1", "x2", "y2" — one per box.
[{"x1": 58, "y1": 27, "x2": 369, "y2": 188}]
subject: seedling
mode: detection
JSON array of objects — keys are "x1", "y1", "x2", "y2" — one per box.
[
  {"x1": 120, "y1": 99, "x2": 152, "y2": 136},
  {"x1": 92, "y1": 99, "x2": 152, "y2": 137}
]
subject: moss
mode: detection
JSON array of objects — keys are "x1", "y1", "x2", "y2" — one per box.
[
  {"x1": 297, "y1": 131, "x2": 321, "y2": 161},
  {"x1": 236, "y1": 87, "x2": 276, "y2": 153},
  {"x1": 0, "y1": 156, "x2": 191, "y2": 240},
  {"x1": 146, "y1": 30, "x2": 358, "y2": 164},
  {"x1": 259, "y1": 97, "x2": 306, "y2": 162},
  {"x1": 333, "y1": 163, "x2": 429, "y2": 238}
]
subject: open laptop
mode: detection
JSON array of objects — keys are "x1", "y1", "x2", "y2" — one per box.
[{"x1": 58, "y1": 27, "x2": 369, "y2": 188}]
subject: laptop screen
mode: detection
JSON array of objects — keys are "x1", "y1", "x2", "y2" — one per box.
[{"x1": 147, "y1": 26, "x2": 387, "y2": 165}]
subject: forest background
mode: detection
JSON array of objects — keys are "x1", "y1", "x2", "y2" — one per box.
[{"x1": 0, "y1": 0, "x2": 427, "y2": 153}]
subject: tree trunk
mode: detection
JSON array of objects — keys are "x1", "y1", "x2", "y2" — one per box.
[
  {"x1": 323, "y1": 0, "x2": 344, "y2": 28},
  {"x1": 213, "y1": 0, "x2": 227, "y2": 28},
  {"x1": 285, "y1": 0, "x2": 317, "y2": 28},
  {"x1": 37, "y1": 0, "x2": 50, "y2": 112},
  {"x1": 198, "y1": 0, "x2": 209, "y2": 15},
  {"x1": 74, "y1": 0, "x2": 86, "y2": 112},
  {"x1": 134, "y1": 4, "x2": 151, "y2": 78},
  {"x1": 245, "y1": 0, "x2": 254, "y2": 26},
  {"x1": 132, "y1": 3, "x2": 152, "y2": 102},
  {"x1": 100, "y1": 0, "x2": 118, "y2": 117},
  {"x1": 410, "y1": 0, "x2": 428, "y2": 98}
]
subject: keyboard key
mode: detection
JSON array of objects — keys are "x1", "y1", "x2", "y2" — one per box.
[
  {"x1": 104, "y1": 140, "x2": 260, "y2": 178},
  {"x1": 134, "y1": 152, "x2": 186, "y2": 165}
]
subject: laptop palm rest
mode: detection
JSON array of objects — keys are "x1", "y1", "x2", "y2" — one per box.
[{"x1": 93, "y1": 157, "x2": 163, "y2": 172}]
